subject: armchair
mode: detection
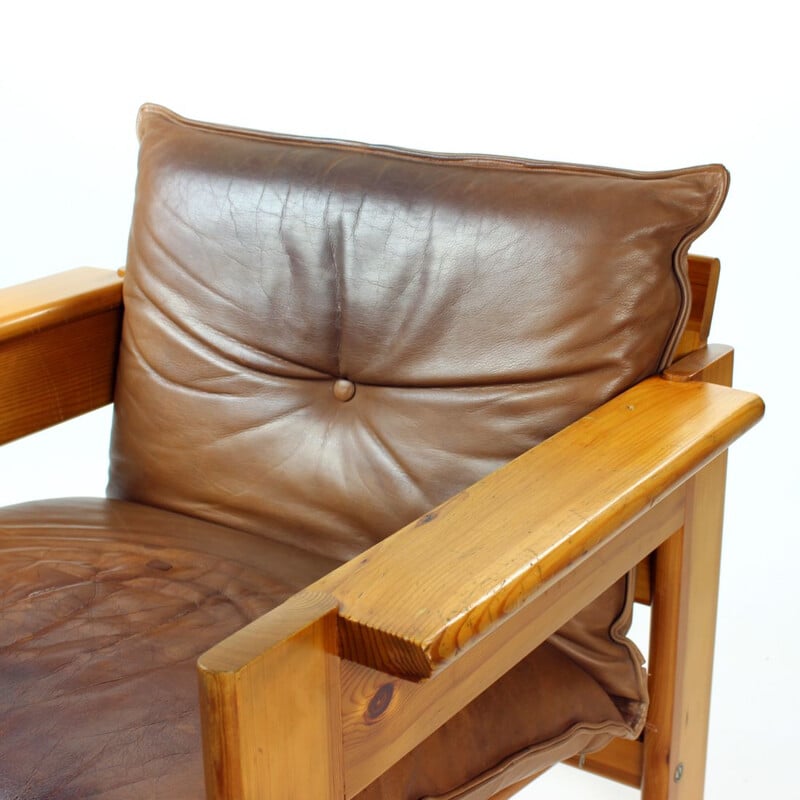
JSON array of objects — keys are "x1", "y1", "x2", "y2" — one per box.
[{"x1": 0, "y1": 106, "x2": 763, "y2": 800}]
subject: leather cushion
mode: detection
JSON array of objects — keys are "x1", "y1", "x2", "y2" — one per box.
[
  {"x1": 108, "y1": 105, "x2": 728, "y2": 564},
  {"x1": 1, "y1": 499, "x2": 637, "y2": 800},
  {"x1": 0, "y1": 499, "x2": 339, "y2": 799}
]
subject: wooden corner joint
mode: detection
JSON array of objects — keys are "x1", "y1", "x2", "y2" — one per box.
[
  {"x1": 198, "y1": 591, "x2": 341, "y2": 677},
  {"x1": 663, "y1": 343, "x2": 734, "y2": 386}
]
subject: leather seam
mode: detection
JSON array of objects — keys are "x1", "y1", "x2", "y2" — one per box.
[{"x1": 138, "y1": 103, "x2": 724, "y2": 181}]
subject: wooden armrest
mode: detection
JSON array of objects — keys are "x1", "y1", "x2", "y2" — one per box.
[
  {"x1": 319, "y1": 376, "x2": 763, "y2": 680},
  {"x1": 0, "y1": 268, "x2": 124, "y2": 445},
  {"x1": 198, "y1": 375, "x2": 762, "y2": 798},
  {"x1": 202, "y1": 376, "x2": 762, "y2": 684},
  {"x1": 0, "y1": 267, "x2": 124, "y2": 341}
]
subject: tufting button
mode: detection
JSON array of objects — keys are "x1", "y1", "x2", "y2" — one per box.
[{"x1": 333, "y1": 378, "x2": 356, "y2": 402}]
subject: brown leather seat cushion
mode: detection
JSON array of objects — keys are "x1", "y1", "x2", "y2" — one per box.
[
  {"x1": 0, "y1": 499, "x2": 339, "y2": 799},
  {"x1": 1, "y1": 499, "x2": 635, "y2": 800}
]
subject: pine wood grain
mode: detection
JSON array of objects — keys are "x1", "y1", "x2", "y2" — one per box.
[
  {"x1": 643, "y1": 522, "x2": 686, "y2": 800},
  {"x1": 319, "y1": 378, "x2": 763, "y2": 682},
  {"x1": 0, "y1": 267, "x2": 123, "y2": 341},
  {"x1": 565, "y1": 737, "x2": 644, "y2": 788},
  {"x1": 195, "y1": 354, "x2": 760, "y2": 797},
  {"x1": 198, "y1": 592, "x2": 344, "y2": 800},
  {"x1": 643, "y1": 453, "x2": 729, "y2": 800},
  {"x1": 643, "y1": 347, "x2": 733, "y2": 800},
  {"x1": 634, "y1": 555, "x2": 653, "y2": 605},
  {"x1": 634, "y1": 342, "x2": 734, "y2": 608},
  {"x1": 0, "y1": 268, "x2": 123, "y2": 445}
]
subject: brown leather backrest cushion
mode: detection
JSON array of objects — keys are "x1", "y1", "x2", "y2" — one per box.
[{"x1": 108, "y1": 105, "x2": 728, "y2": 560}]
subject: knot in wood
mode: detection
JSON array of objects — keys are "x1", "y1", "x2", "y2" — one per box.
[{"x1": 366, "y1": 682, "x2": 394, "y2": 721}]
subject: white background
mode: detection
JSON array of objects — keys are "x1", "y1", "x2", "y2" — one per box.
[{"x1": 0, "y1": 2, "x2": 796, "y2": 797}]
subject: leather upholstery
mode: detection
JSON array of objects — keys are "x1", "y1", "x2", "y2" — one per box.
[
  {"x1": 0, "y1": 105, "x2": 729, "y2": 799},
  {"x1": 0, "y1": 499, "x2": 339, "y2": 799},
  {"x1": 108, "y1": 105, "x2": 728, "y2": 561},
  {"x1": 0, "y1": 499, "x2": 636, "y2": 800}
]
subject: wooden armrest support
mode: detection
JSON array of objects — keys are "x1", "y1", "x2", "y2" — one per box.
[
  {"x1": 663, "y1": 342, "x2": 733, "y2": 385},
  {"x1": 0, "y1": 268, "x2": 124, "y2": 445},
  {"x1": 198, "y1": 592, "x2": 345, "y2": 799},
  {"x1": 319, "y1": 376, "x2": 763, "y2": 680}
]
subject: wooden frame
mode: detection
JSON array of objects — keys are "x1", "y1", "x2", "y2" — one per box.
[
  {"x1": 563, "y1": 343, "x2": 736, "y2": 798},
  {"x1": 0, "y1": 256, "x2": 763, "y2": 799}
]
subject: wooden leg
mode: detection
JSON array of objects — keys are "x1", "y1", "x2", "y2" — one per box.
[
  {"x1": 198, "y1": 592, "x2": 345, "y2": 800},
  {"x1": 643, "y1": 452, "x2": 728, "y2": 799}
]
